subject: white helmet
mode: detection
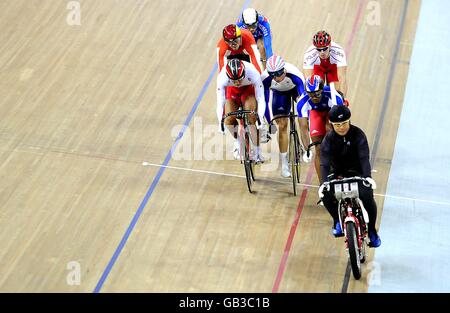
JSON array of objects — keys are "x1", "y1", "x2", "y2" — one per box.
[
  {"x1": 267, "y1": 55, "x2": 285, "y2": 74},
  {"x1": 242, "y1": 8, "x2": 258, "y2": 26}
]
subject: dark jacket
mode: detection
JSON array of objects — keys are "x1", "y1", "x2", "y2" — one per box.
[{"x1": 320, "y1": 125, "x2": 372, "y2": 182}]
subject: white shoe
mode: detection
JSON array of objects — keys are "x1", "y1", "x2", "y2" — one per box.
[
  {"x1": 252, "y1": 149, "x2": 265, "y2": 164},
  {"x1": 255, "y1": 152, "x2": 265, "y2": 164},
  {"x1": 281, "y1": 162, "x2": 291, "y2": 178},
  {"x1": 233, "y1": 139, "x2": 240, "y2": 160}
]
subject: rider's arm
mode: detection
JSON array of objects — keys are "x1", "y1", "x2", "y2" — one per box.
[
  {"x1": 331, "y1": 45, "x2": 348, "y2": 96},
  {"x1": 216, "y1": 71, "x2": 228, "y2": 125},
  {"x1": 256, "y1": 39, "x2": 267, "y2": 70},
  {"x1": 299, "y1": 117, "x2": 310, "y2": 151},
  {"x1": 328, "y1": 84, "x2": 344, "y2": 106},
  {"x1": 247, "y1": 63, "x2": 266, "y2": 124},
  {"x1": 320, "y1": 134, "x2": 332, "y2": 182},
  {"x1": 296, "y1": 94, "x2": 311, "y2": 149},
  {"x1": 291, "y1": 74, "x2": 306, "y2": 97},
  {"x1": 336, "y1": 66, "x2": 348, "y2": 97},
  {"x1": 285, "y1": 63, "x2": 306, "y2": 97},
  {"x1": 261, "y1": 73, "x2": 272, "y2": 121},
  {"x1": 356, "y1": 128, "x2": 372, "y2": 178},
  {"x1": 242, "y1": 31, "x2": 263, "y2": 73},
  {"x1": 261, "y1": 20, "x2": 273, "y2": 59},
  {"x1": 254, "y1": 78, "x2": 266, "y2": 125},
  {"x1": 216, "y1": 43, "x2": 227, "y2": 72},
  {"x1": 303, "y1": 46, "x2": 316, "y2": 77},
  {"x1": 303, "y1": 68, "x2": 314, "y2": 80}
]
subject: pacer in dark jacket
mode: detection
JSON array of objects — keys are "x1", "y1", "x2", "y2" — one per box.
[{"x1": 319, "y1": 105, "x2": 381, "y2": 247}]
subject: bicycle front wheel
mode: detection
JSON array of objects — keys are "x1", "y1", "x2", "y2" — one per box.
[
  {"x1": 242, "y1": 130, "x2": 253, "y2": 193},
  {"x1": 346, "y1": 222, "x2": 362, "y2": 280},
  {"x1": 289, "y1": 132, "x2": 299, "y2": 196},
  {"x1": 293, "y1": 131, "x2": 301, "y2": 183}
]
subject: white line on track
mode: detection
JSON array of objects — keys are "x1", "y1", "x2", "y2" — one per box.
[{"x1": 142, "y1": 161, "x2": 450, "y2": 207}]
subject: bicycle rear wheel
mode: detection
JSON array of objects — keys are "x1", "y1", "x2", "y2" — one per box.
[
  {"x1": 250, "y1": 160, "x2": 255, "y2": 181},
  {"x1": 346, "y1": 222, "x2": 362, "y2": 279}
]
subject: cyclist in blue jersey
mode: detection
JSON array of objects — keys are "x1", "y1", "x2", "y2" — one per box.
[
  {"x1": 237, "y1": 8, "x2": 273, "y2": 70},
  {"x1": 297, "y1": 75, "x2": 343, "y2": 183},
  {"x1": 262, "y1": 55, "x2": 305, "y2": 177}
]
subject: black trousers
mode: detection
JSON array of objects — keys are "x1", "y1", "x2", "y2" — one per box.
[{"x1": 322, "y1": 181, "x2": 378, "y2": 232}]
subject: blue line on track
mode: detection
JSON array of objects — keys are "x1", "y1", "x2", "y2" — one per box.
[{"x1": 93, "y1": 0, "x2": 250, "y2": 293}]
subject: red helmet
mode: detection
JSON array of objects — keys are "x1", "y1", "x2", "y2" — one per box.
[
  {"x1": 225, "y1": 59, "x2": 245, "y2": 80},
  {"x1": 313, "y1": 30, "x2": 331, "y2": 48},
  {"x1": 223, "y1": 24, "x2": 242, "y2": 41}
]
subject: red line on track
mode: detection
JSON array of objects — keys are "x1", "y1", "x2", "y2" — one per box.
[{"x1": 271, "y1": 0, "x2": 367, "y2": 293}]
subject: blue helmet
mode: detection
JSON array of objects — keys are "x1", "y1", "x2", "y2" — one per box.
[{"x1": 305, "y1": 75, "x2": 324, "y2": 92}]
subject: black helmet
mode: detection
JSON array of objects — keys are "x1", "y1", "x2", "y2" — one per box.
[{"x1": 329, "y1": 105, "x2": 351, "y2": 123}]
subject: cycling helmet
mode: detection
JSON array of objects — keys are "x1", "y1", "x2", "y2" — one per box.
[
  {"x1": 242, "y1": 8, "x2": 258, "y2": 27},
  {"x1": 329, "y1": 105, "x2": 351, "y2": 123},
  {"x1": 266, "y1": 55, "x2": 285, "y2": 74},
  {"x1": 305, "y1": 75, "x2": 324, "y2": 92},
  {"x1": 313, "y1": 30, "x2": 331, "y2": 48},
  {"x1": 223, "y1": 24, "x2": 241, "y2": 41},
  {"x1": 226, "y1": 59, "x2": 245, "y2": 80}
]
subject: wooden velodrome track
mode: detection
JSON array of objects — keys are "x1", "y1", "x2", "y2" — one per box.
[{"x1": 0, "y1": 0, "x2": 420, "y2": 292}]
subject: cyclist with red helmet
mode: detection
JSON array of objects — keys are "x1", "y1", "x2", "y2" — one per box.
[
  {"x1": 216, "y1": 59, "x2": 266, "y2": 163},
  {"x1": 297, "y1": 75, "x2": 344, "y2": 183},
  {"x1": 217, "y1": 24, "x2": 263, "y2": 73},
  {"x1": 303, "y1": 30, "x2": 348, "y2": 100}
]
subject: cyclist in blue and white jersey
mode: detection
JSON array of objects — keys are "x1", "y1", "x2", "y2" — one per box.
[
  {"x1": 237, "y1": 8, "x2": 273, "y2": 70},
  {"x1": 297, "y1": 75, "x2": 343, "y2": 183},
  {"x1": 261, "y1": 55, "x2": 305, "y2": 177}
]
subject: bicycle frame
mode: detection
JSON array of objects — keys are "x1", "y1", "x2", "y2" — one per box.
[
  {"x1": 339, "y1": 198, "x2": 367, "y2": 249},
  {"x1": 221, "y1": 108, "x2": 260, "y2": 193},
  {"x1": 326, "y1": 176, "x2": 370, "y2": 279}
]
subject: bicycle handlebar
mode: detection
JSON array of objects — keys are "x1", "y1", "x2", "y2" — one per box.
[
  {"x1": 325, "y1": 176, "x2": 369, "y2": 186},
  {"x1": 221, "y1": 110, "x2": 261, "y2": 133},
  {"x1": 322, "y1": 176, "x2": 372, "y2": 194},
  {"x1": 268, "y1": 113, "x2": 298, "y2": 126},
  {"x1": 306, "y1": 141, "x2": 322, "y2": 157}
]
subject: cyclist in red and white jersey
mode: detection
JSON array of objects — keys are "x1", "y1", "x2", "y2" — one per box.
[
  {"x1": 216, "y1": 59, "x2": 265, "y2": 163},
  {"x1": 303, "y1": 30, "x2": 348, "y2": 100}
]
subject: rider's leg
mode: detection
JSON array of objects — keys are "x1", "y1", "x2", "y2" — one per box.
[
  {"x1": 358, "y1": 184, "x2": 381, "y2": 246},
  {"x1": 224, "y1": 99, "x2": 239, "y2": 138},
  {"x1": 311, "y1": 135, "x2": 324, "y2": 183},
  {"x1": 272, "y1": 91, "x2": 292, "y2": 177},
  {"x1": 321, "y1": 192, "x2": 343, "y2": 236},
  {"x1": 224, "y1": 95, "x2": 241, "y2": 159},
  {"x1": 359, "y1": 185, "x2": 378, "y2": 232},
  {"x1": 277, "y1": 118, "x2": 289, "y2": 177},
  {"x1": 243, "y1": 94, "x2": 263, "y2": 162},
  {"x1": 276, "y1": 118, "x2": 288, "y2": 153},
  {"x1": 322, "y1": 194, "x2": 339, "y2": 222},
  {"x1": 309, "y1": 110, "x2": 328, "y2": 183}
]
